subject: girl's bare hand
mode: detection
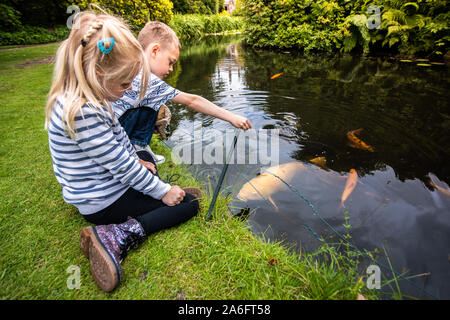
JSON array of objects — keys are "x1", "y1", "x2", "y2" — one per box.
[{"x1": 162, "y1": 186, "x2": 186, "y2": 206}]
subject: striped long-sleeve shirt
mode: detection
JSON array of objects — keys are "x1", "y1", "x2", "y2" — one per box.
[
  {"x1": 111, "y1": 72, "x2": 180, "y2": 118},
  {"x1": 47, "y1": 97, "x2": 171, "y2": 215}
]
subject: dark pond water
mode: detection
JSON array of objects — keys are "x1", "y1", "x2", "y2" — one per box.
[{"x1": 164, "y1": 35, "x2": 450, "y2": 299}]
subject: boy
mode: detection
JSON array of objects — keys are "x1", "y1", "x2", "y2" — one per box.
[{"x1": 112, "y1": 21, "x2": 252, "y2": 164}]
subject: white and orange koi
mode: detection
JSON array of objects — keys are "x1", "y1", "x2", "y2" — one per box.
[
  {"x1": 237, "y1": 162, "x2": 306, "y2": 211},
  {"x1": 429, "y1": 175, "x2": 450, "y2": 197},
  {"x1": 339, "y1": 169, "x2": 358, "y2": 209}
]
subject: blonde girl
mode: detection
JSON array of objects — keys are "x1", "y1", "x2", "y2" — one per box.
[{"x1": 46, "y1": 11, "x2": 201, "y2": 292}]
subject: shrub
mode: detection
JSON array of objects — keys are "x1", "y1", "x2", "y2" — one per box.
[
  {"x1": 170, "y1": 14, "x2": 244, "y2": 39},
  {"x1": 173, "y1": 0, "x2": 223, "y2": 15},
  {"x1": 3, "y1": 0, "x2": 70, "y2": 27},
  {"x1": 0, "y1": 4, "x2": 22, "y2": 31},
  {"x1": 172, "y1": 0, "x2": 190, "y2": 14},
  {"x1": 243, "y1": 0, "x2": 450, "y2": 56},
  {"x1": 0, "y1": 25, "x2": 70, "y2": 46},
  {"x1": 75, "y1": 0, "x2": 174, "y2": 31}
]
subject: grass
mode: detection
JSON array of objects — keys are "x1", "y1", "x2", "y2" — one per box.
[
  {"x1": 0, "y1": 43, "x2": 380, "y2": 300},
  {"x1": 170, "y1": 14, "x2": 244, "y2": 40}
]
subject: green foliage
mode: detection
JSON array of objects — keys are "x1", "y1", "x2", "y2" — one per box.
[
  {"x1": 368, "y1": 0, "x2": 450, "y2": 56},
  {"x1": 2, "y1": 0, "x2": 70, "y2": 27},
  {"x1": 173, "y1": 0, "x2": 223, "y2": 14},
  {"x1": 0, "y1": 0, "x2": 70, "y2": 46},
  {"x1": 0, "y1": 4, "x2": 22, "y2": 31},
  {"x1": 170, "y1": 14, "x2": 244, "y2": 39},
  {"x1": 75, "y1": 0, "x2": 174, "y2": 31},
  {"x1": 243, "y1": 0, "x2": 450, "y2": 56},
  {"x1": 172, "y1": 0, "x2": 190, "y2": 13},
  {"x1": 231, "y1": 0, "x2": 245, "y2": 16},
  {"x1": 0, "y1": 25, "x2": 70, "y2": 46}
]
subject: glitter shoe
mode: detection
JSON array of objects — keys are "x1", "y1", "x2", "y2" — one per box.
[{"x1": 80, "y1": 218, "x2": 146, "y2": 292}]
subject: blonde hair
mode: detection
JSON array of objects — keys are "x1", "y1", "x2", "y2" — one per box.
[
  {"x1": 45, "y1": 11, "x2": 149, "y2": 138},
  {"x1": 138, "y1": 21, "x2": 181, "y2": 51}
]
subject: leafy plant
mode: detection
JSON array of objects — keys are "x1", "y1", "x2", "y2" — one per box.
[
  {"x1": 242, "y1": 0, "x2": 450, "y2": 56},
  {"x1": 0, "y1": 25, "x2": 70, "y2": 46},
  {"x1": 170, "y1": 14, "x2": 244, "y2": 39},
  {"x1": 0, "y1": 4, "x2": 22, "y2": 31},
  {"x1": 75, "y1": 0, "x2": 174, "y2": 31}
]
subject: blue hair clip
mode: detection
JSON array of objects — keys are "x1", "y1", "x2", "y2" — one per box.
[{"x1": 97, "y1": 38, "x2": 115, "y2": 54}]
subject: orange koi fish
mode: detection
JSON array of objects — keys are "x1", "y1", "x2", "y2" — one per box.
[
  {"x1": 340, "y1": 169, "x2": 358, "y2": 209},
  {"x1": 270, "y1": 72, "x2": 283, "y2": 80},
  {"x1": 309, "y1": 156, "x2": 330, "y2": 171},
  {"x1": 346, "y1": 129, "x2": 374, "y2": 152}
]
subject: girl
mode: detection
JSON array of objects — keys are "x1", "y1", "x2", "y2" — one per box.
[{"x1": 45, "y1": 11, "x2": 201, "y2": 292}]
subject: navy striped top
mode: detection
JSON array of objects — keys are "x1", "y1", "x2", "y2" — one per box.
[
  {"x1": 47, "y1": 97, "x2": 171, "y2": 215},
  {"x1": 111, "y1": 71, "x2": 180, "y2": 117}
]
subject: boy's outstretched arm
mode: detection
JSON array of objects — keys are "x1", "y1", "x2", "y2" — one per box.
[{"x1": 172, "y1": 92, "x2": 252, "y2": 130}]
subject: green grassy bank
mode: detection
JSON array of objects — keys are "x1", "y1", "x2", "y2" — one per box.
[{"x1": 0, "y1": 43, "x2": 377, "y2": 300}]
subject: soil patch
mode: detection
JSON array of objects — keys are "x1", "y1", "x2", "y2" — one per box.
[{"x1": 18, "y1": 56, "x2": 55, "y2": 69}]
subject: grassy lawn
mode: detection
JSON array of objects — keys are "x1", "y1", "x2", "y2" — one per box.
[{"x1": 0, "y1": 43, "x2": 375, "y2": 300}]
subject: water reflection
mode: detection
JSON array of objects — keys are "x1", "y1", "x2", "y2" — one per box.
[{"x1": 165, "y1": 35, "x2": 450, "y2": 299}]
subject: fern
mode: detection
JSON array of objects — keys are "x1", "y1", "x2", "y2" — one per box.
[
  {"x1": 348, "y1": 14, "x2": 371, "y2": 52},
  {"x1": 401, "y1": 2, "x2": 419, "y2": 14}
]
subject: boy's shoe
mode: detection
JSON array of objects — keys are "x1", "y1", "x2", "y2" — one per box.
[
  {"x1": 134, "y1": 144, "x2": 165, "y2": 165},
  {"x1": 155, "y1": 104, "x2": 172, "y2": 140},
  {"x1": 183, "y1": 187, "x2": 202, "y2": 201},
  {"x1": 80, "y1": 218, "x2": 147, "y2": 292}
]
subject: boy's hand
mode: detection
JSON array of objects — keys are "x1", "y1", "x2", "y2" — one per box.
[
  {"x1": 139, "y1": 159, "x2": 157, "y2": 175},
  {"x1": 162, "y1": 185, "x2": 186, "y2": 206},
  {"x1": 230, "y1": 114, "x2": 252, "y2": 130}
]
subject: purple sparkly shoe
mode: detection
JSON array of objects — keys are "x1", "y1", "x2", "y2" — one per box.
[{"x1": 80, "y1": 218, "x2": 146, "y2": 292}]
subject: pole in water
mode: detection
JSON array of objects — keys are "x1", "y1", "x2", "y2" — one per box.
[{"x1": 206, "y1": 131, "x2": 239, "y2": 221}]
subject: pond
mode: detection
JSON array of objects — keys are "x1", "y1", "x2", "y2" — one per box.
[{"x1": 164, "y1": 35, "x2": 450, "y2": 299}]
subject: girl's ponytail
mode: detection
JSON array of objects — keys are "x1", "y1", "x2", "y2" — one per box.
[{"x1": 45, "y1": 11, "x2": 149, "y2": 138}]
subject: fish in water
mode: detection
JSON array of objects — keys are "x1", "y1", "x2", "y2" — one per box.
[
  {"x1": 309, "y1": 156, "x2": 330, "y2": 171},
  {"x1": 270, "y1": 72, "x2": 283, "y2": 80},
  {"x1": 346, "y1": 129, "x2": 374, "y2": 152},
  {"x1": 428, "y1": 175, "x2": 450, "y2": 197},
  {"x1": 236, "y1": 162, "x2": 306, "y2": 211},
  {"x1": 339, "y1": 169, "x2": 358, "y2": 209}
]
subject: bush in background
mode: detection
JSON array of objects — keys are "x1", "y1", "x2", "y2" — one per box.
[
  {"x1": 0, "y1": 3, "x2": 23, "y2": 31},
  {"x1": 172, "y1": 0, "x2": 224, "y2": 15},
  {"x1": 75, "y1": 0, "x2": 174, "y2": 31},
  {"x1": 1, "y1": 0, "x2": 70, "y2": 27},
  {"x1": 0, "y1": 25, "x2": 70, "y2": 46},
  {"x1": 243, "y1": 0, "x2": 450, "y2": 57},
  {"x1": 170, "y1": 14, "x2": 244, "y2": 39},
  {"x1": 0, "y1": 0, "x2": 71, "y2": 46}
]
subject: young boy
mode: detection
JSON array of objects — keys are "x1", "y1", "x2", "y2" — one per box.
[{"x1": 112, "y1": 21, "x2": 252, "y2": 164}]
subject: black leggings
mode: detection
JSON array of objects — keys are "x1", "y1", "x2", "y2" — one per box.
[{"x1": 83, "y1": 151, "x2": 199, "y2": 235}]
